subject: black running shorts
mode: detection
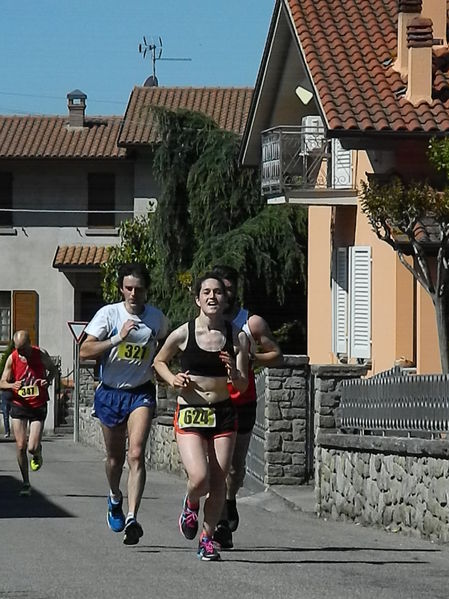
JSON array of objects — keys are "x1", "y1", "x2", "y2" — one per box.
[
  {"x1": 10, "y1": 402, "x2": 48, "y2": 422},
  {"x1": 174, "y1": 399, "x2": 237, "y2": 439}
]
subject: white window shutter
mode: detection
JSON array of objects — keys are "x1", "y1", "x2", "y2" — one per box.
[
  {"x1": 331, "y1": 138, "x2": 352, "y2": 189},
  {"x1": 301, "y1": 115, "x2": 324, "y2": 154},
  {"x1": 349, "y1": 246, "x2": 371, "y2": 360},
  {"x1": 332, "y1": 247, "x2": 348, "y2": 355}
]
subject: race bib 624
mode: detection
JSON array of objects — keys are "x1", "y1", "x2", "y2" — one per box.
[{"x1": 178, "y1": 407, "x2": 216, "y2": 428}]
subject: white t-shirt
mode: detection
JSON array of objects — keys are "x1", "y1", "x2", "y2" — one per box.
[{"x1": 85, "y1": 302, "x2": 166, "y2": 389}]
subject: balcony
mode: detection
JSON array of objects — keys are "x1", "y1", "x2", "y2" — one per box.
[{"x1": 261, "y1": 125, "x2": 358, "y2": 205}]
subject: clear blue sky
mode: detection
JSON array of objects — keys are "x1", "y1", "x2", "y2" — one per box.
[{"x1": 0, "y1": 0, "x2": 274, "y2": 116}]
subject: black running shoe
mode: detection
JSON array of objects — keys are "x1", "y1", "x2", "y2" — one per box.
[
  {"x1": 226, "y1": 499, "x2": 239, "y2": 532},
  {"x1": 123, "y1": 518, "x2": 144, "y2": 545},
  {"x1": 213, "y1": 522, "x2": 233, "y2": 550}
]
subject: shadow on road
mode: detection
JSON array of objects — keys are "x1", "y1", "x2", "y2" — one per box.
[
  {"x1": 136, "y1": 544, "x2": 438, "y2": 565},
  {"x1": 0, "y1": 475, "x2": 74, "y2": 519}
]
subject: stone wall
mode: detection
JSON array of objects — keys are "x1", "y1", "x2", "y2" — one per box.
[
  {"x1": 316, "y1": 434, "x2": 449, "y2": 543},
  {"x1": 79, "y1": 365, "x2": 96, "y2": 407},
  {"x1": 264, "y1": 356, "x2": 310, "y2": 485},
  {"x1": 312, "y1": 364, "x2": 449, "y2": 544}
]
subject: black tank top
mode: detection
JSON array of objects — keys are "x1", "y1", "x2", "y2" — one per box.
[{"x1": 180, "y1": 320, "x2": 235, "y2": 377}]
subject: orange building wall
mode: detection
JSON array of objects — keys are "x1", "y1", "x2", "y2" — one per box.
[
  {"x1": 307, "y1": 206, "x2": 333, "y2": 364},
  {"x1": 416, "y1": 285, "x2": 441, "y2": 373},
  {"x1": 307, "y1": 150, "x2": 440, "y2": 374}
]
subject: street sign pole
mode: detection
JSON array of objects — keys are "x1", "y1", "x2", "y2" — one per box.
[
  {"x1": 73, "y1": 340, "x2": 80, "y2": 443},
  {"x1": 67, "y1": 322, "x2": 88, "y2": 444}
]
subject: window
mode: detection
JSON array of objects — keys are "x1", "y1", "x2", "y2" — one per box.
[
  {"x1": 0, "y1": 290, "x2": 38, "y2": 345},
  {"x1": 88, "y1": 173, "x2": 115, "y2": 228},
  {"x1": 332, "y1": 246, "x2": 371, "y2": 360},
  {"x1": 0, "y1": 172, "x2": 13, "y2": 227},
  {"x1": 0, "y1": 292, "x2": 11, "y2": 342},
  {"x1": 79, "y1": 291, "x2": 105, "y2": 322}
]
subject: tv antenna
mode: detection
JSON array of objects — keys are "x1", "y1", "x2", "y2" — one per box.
[{"x1": 138, "y1": 36, "x2": 192, "y2": 86}]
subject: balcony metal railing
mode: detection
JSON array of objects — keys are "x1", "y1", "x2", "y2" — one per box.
[
  {"x1": 337, "y1": 367, "x2": 449, "y2": 438},
  {"x1": 261, "y1": 125, "x2": 354, "y2": 197}
]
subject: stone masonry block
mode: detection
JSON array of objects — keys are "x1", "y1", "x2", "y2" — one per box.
[
  {"x1": 315, "y1": 391, "x2": 341, "y2": 408},
  {"x1": 283, "y1": 441, "x2": 305, "y2": 454},
  {"x1": 281, "y1": 407, "x2": 306, "y2": 419},
  {"x1": 266, "y1": 465, "x2": 284, "y2": 477},
  {"x1": 268, "y1": 380, "x2": 283, "y2": 390},
  {"x1": 266, "y1": 403, "x2": 282, "y2": 420},
  {"x1": 266, "y1": 451, "x2": 292, "y2": 465},
  {"x1": 291, "y1": 391, "x2": 307, "y2": 408},
  {"x1": 266, "y1": 433, "x2": 282, "y2": 451},
  {"x1": 284, "y1": 376, "x2": 307, "y2": 389}
]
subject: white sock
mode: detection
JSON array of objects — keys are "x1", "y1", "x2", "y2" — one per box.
[
  {"x1": 109, "y1": 490, "x2": 122, "y2": 504},
  {"x1": 126, "y1": 512, "x2": 135, "y2": 523}
]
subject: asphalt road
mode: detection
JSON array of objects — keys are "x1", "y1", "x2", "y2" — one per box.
[{"x1": 0, "y1": 435, "x2": 448, "y2": 599}]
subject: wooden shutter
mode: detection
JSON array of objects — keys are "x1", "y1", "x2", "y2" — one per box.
[
  {"x1": 332, "y1": 247, "x2": 348, "y2": 355},
  {"x1": 349, "y1": 246, "x2": 371, "y2": 360},
  {"x1": 13, "y1": 291, "x2": 38, "y2": 345},
  {"x1": 331, "y1": 139, "x2": 352, "y2": 189}
]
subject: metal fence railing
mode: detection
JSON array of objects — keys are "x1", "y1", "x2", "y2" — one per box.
[{"x1": 337, "y1": 367, "x2": 449, "y2": 438}]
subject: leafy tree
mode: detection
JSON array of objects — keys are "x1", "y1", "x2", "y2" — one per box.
[
  {"x1": 102, "y1": 108, "x2": 308, "y2": 352},
  {"x1": 360, "y1": 140, "x2": 449, "y2": 371},
  {"x1": 101, "y1": 215, "x2": 156, "y2": 302}
]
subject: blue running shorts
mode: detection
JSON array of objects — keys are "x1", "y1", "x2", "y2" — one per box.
[{"x1": 94, "y1": 381, "x2": 156, "y2": 427}]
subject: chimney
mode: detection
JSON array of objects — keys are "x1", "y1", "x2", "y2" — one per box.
[
  {"x1": 405, "y1": 17, "x2": 433, "y2": 105},
  {"x1": 393, "y1": 0, "x2": 422, "y2": 77},
  {"x1": 421, "y1": 0, "x2": 447, "y2": 45},
  {"x1": 67, "y1": 89, "x2": 87, "y2": 128}
]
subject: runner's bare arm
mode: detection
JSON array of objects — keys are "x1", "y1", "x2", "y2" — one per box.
[
  {"x1": 223, "y1": 328, "x2": 249, "y2": 393},
  {"x1": 0, "y1": 355, "x2": 21, "y2": 391},
  {"x1": 38, "y1": 349, "x2": 60, "y2": 387},
  {"x1": 248, "y1": 314, "x2": 283, "y2": 367},
  {"x1": 153, "y1": 325, "x2": 190, "y2": 389},
  {"x1": 80, "y1": 320, "x2": 138, "y2": 360}
]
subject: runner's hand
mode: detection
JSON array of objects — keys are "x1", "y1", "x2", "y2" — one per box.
[
  {"x1": 219, "y1": 351, "x2": 239, "y2": 380},
  {"x1": 120, "y1": 319, "x2": 139, "y2": 340},
  {"x1": 11, "y1": 380, "x2": 22, "y2": 392},
  {"x1": 172, "y1": 371, "x2": 191, "y2": 389}
]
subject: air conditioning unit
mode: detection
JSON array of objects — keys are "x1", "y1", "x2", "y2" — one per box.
[
  {"x1": 301, "y1": 115, "x2": 324, "y2": 154},
  {"x1": 133, "y1": 197, "x2": 157, "y2": 218}
]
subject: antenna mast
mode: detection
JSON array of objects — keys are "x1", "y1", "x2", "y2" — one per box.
[{"x1": 138, "y1": 36, "x2": 192, "y2": 86}]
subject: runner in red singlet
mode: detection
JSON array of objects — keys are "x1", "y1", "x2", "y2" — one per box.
[{"x1": 0, "y1": 330, "x2": 58, "y2": 496}]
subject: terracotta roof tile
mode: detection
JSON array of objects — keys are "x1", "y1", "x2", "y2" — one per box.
[
  {"x1": 0, "y1": 117, "x2": 126, "y2": 159},
  {"x1": 53, "y1": 245, "x2": 110, "y2": 268},
  {"x1": 119, "y1": 86, "x2": 253, "y2": 146},
  {"x1": 285, "y1": 0, "x2": 449, "y2": 133}
]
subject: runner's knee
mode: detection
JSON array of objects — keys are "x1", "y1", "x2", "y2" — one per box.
[{"x1": 127, "y1": 444, "x2": 145, "y2": 468}]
